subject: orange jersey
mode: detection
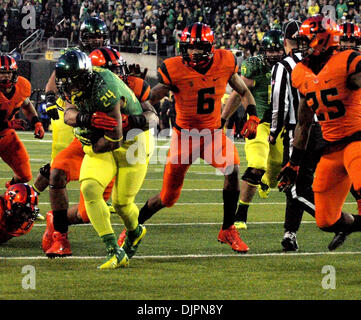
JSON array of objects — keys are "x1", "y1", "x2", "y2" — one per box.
[
  {"x1": 0, "y1": 76, "x2": 31, "y2": 132},
  {"x1": 292, "y1": 50, "x2": 361, "y2": 142},
  {"x1": 127, "y1": 76, "x2": 151, "y2": 103},
  {"x1": 158, "y1": 49, "x2": 238, "y2": 130}
]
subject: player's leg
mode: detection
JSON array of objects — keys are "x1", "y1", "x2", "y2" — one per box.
[
  {"x1": 1, "y1": 130, "x2": 32, "y2": 186},
  {"x1": 236, "y1": 122, "x2": 270, "y2": 228},
  {"x1": 314, "y1": 145, "x2": 361, "y2": 250},
  {"x1": 204, "y1": 130, "x2": 248, "y2": 253},
  {"x1": 45, "y1": 138, "x2": 84, "y2": 256},
  {"x1": 112, "y1": 130, "x2": 154, "y2": 257},
  {"x1": 79, "y1": 148, "x2": 127, "y2": 269},
  {"x1": 138, "y1": 128, "x2": 190, "y2": 223}
]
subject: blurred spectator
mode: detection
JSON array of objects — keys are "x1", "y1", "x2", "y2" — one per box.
[
  {"x1": 0, "y1": 35, "x2": 9, "y2": 53},
  {"x1": 51, "y1": 2, "x2": 64, "y2": 25},
  {"x1": 337, "y1": 0, "x2": 348, "y2": 19}
]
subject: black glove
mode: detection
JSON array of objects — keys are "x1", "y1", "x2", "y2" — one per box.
[
  {"x1": 45, "y1": 91, "x2": 59, "y2": 120},
  {"x1": 277, "y1": 162, "x2": 299, "y2": 193}
]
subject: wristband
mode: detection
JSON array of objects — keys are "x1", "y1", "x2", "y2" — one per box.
[
  {"x1": 31, "y1": 116, "x2": 40, "y2": 126},
  {"x1": 246, "y1": 104, "x2": 257, "y2": 117},
  {"x1": 45, "y1": 90, "x2": 57, "y2": 104},
  {"x1": 290, "y1": 147, "x2": 305, "y2": 166},
  {"x1": 76, "y1": 113, "x2": 90, "y2": 127},
  {"x1": 104, "y1": 135, "x2": 122, "y2": 142}
]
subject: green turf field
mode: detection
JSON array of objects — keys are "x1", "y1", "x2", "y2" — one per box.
[{"x1": 1, "y1": 131, "x2": 361, "y2": 300}]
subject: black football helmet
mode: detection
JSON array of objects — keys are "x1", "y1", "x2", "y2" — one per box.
[
  {"x1": 261, "y1": 29, "x2": 285, "y2": 66},
  {"x1": 79, "y1": 17, "x2": 109, "y2": 54},
  {"x1": 55, "y1": 50, "x2": 93, "y2": 103}
]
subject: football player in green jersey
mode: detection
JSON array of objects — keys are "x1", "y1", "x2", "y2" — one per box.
[
  {"x1": 33, "y1": 17, "x2": 110, "y2": 199},
  {"x1": 52, "y1": 50, "x2": 147, "y2": 269},
  {"x1": 222, "y1": 30, "x2": 285, "y2": 229}
]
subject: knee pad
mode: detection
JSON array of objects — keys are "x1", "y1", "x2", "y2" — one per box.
[
  {"x1": 39, "y1": 163, "x2": 51, "y2": 180},
  {"x1": 80, "y1": 179, "x2": 104, "y2": 201},
  {"x1": 241, "y1": 167, "x2": 265, "y2": 186}
]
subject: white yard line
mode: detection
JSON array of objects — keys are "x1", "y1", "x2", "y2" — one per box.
[{"x1": 2, "y1": 251, "x2": 361, "y2": 260}]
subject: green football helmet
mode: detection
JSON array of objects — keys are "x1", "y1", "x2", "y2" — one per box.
[
  {"x1": 261, "y1": 29, "x2": 285, "y2": 66},
  {"x1": 55, "y1": 50, "x2": 93, "y2": 103},
  {"x1": 79, "y1": 17, "x2": 109, "y2": 53}
]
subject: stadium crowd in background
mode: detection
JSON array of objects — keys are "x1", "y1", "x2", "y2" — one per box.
[{"x1": 0, "y1": 0, "x2": 360, "y2": 56}]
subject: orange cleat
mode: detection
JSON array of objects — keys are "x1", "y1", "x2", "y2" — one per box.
[
  {"x1": 117, "y1": 229, "x2": 127, "y2": 247},
  {"x1": 218, "y1": 225, "x2": 249, "y2": 253},
  {"x1": 42, "y1": 211, "x2": 54, "y2": 252},
  {"x1": 45, "y1": 231, "x2": 72, "y2": 258}
]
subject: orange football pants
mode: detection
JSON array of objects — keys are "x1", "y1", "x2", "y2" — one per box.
[
  {"x1": 51, "y1": 137, "x2": 114, "y2": 223},
  {"x1": 313, "y1": 141, "x2": 361, "y2": 228},
  {"x1": 0, "y1": 129, "x2": 32, "y2": 182},
  {"x1": 160, "y1": 127, "x2": 240, "y2": 207}
]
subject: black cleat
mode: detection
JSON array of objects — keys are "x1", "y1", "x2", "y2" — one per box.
[
  {"x1": 328, "y1": 232, "x2": 349, "y2": 251},
  {"x1": 281, "y1": 231, "x2": 299, "y2": 252}
]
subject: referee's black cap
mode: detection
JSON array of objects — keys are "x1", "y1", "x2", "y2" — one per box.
[{"x1": 283, "y1": 20, "x2": 302, "y2": 40}]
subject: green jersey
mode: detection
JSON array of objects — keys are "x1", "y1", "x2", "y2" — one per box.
[
  {"x1": 241, "y1": 55, "x2": 271, "y2": 121},
  {"x1": 73, "y1": 67, "x2": 143, "y2": 144}
]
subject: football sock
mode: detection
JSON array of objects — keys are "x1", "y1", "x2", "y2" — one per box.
[
  {"x1": 349, "y1": 215, "x2": 361, "y2": 232},
  {"x1": 114, "y1": 202, "x2": 139, "y2": 232},
  {"x1": 235, "y1": 200, "x2": 250, "y2": 223},
  {"x1": 101, "y1": 233, "x2": 119, "y2": 251},
  {"x1": 53, "y1": 209, "x2": 69, "y2": 234},
  {"x1": 81, "y1": 179, "x2": 114, "y2": 237},
  {"x1": 127, "y1": 224, "x2": 142, "y2": 242},
  {"x1": 138, "y1": 201, "x2": 155, "y2": 224},
  {"x1": 222, "y1": 189, "x2": 240, "y2": 230}
]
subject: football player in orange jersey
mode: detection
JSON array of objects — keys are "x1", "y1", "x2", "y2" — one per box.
[
  {"x1": 0, "y1": 55, "x2": 45, "y2": 188},
  {"x1": 278, "y1": 14, "x2": 361, "y2": 250},
  {"x1": 0, "y1": 183, "x2": 39, "y2": 244},
  {"x1": 41, "y1": 47, "x2": 157, "y2": 258},
  {"x1": 136, "y1": 23, "x2": 259, "y2": 254}
]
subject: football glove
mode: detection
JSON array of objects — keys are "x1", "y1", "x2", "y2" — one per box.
[
  {"x1": 121, "y1": 114, "x2": 146, "y2": 133},
  {"x1": 128, "y1": 64, "x2": 148, "y2": 79},
  {"x1": 277, "y1": 162, "x2": 300, "y2": 193},
  {"x1": 45, "y1": 91, "x2": 59, "y2": 120},
  {"x1": 9, "y1": 119, "x2": 27, "y2": 130},
  {"x1": 34, "y1": 122, "x2": 45, "y2": 139},
  {"x1": 77, "y1": 112, "x2": 118, "y2": 131},
  {"x1": 241, "y1": 115, "x2": 260, "y2": 139}
]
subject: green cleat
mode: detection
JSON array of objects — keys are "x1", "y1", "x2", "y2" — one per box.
[
  {"x1": 121, "y1": 224, "x2": 147, "y2": 259},
  {"x1": 98, "y1": 247, "x2": 129, "y2": 269},
  {"x1": 258, "y1": 182, "x2": 270, "y2": 199}
]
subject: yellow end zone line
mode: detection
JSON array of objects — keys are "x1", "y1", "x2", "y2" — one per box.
[{"x1": 2, "y1": 251, "x2": 361, "y2": 260}]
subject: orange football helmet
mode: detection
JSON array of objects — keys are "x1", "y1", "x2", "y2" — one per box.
[
  {"x1": 340, "y1": 22, "x2": 361, "y2": 50},
  {"x1": 297, "y1": 15, "x2": 341, "y2": 57},
  {"x1": 3, "y1": 183, "x2": 38, "y2": 234},
  {"x1": 179, "y1": 23, "x2": 214, "y2": 67},
  {"x1": 0, "y1": 55, "x2": 18, "y2": 89},
  {"x1": 89, "y1": 46, "x2": 130, "y2": 83}
]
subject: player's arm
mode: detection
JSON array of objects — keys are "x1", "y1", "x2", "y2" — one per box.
[
  {"x1": 222, "y1": 73, "x2": 259, "y2": 139},
  {"x1": 347, "y1": 71, "x2": 361, "y2": 88},
  {"x1": 63, "y1": 101, "x2": 122, "y2": 153},
  {"x1": 44, "y1": 71, "x2": 60, "y2": 120},
  {"x1": 141, "y1": 100, "x2": 159, "y2": 128},
  {"x1": 92, "y1": 101, "x2": 122, "y2": 153},
  {"x1": 277, "y1": 96, "x2": 314, "y2": 192},
  {"x1": 21, "y1": 98, "x2": 45, "y2": 139},
  {"x1": 149, "y1": 83, "x2": 170, "y2": 106}
]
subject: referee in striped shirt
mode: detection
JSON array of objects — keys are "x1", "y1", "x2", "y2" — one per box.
[{"x1": 269, "y1": 20, "x2": 326, "y2": 251}]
